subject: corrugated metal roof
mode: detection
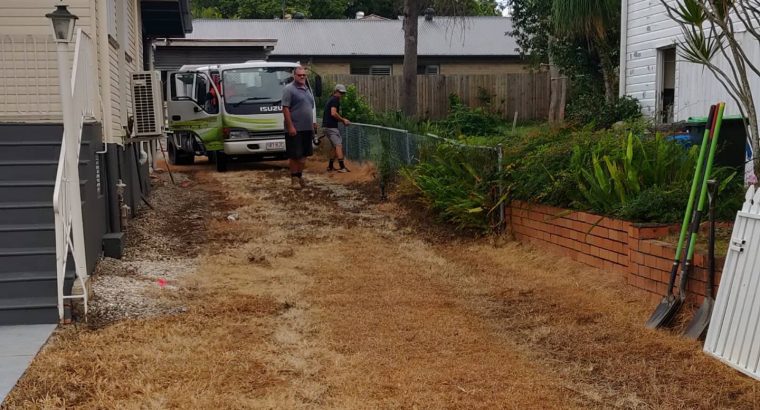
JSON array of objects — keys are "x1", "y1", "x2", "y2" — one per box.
[{"x1": 187, "y1": 17, "x2": 518, "y2": 57}]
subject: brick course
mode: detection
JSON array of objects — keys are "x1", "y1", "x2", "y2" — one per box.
[{"x1": 509, "y1": 201, "x2": 721, "y2": 303}]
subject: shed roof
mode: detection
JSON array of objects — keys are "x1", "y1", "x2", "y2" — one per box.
[{"x1": 187, "y1": 17, "x2": 518, "y2": 57}]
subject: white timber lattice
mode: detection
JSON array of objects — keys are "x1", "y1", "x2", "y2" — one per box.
[{"x1": 704, "y1": 185, "x2": 760, "y2": 379}]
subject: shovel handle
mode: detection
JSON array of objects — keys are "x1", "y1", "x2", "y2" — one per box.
[{"x1": 707, "y1": 179, "x2": 718, "y2": 297}]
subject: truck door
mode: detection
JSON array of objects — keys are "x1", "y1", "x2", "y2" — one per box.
[{"x1": 166, "y1": 71, "x2": 223, "y2": 151}]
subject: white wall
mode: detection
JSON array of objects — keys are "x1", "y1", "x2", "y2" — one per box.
[
  {"x1": 676, "y1": 32, "x2": 760, "y2": 120},
  {"x1": 0, "y1": 0, "x2": 93, "y2": 121},
  {"x1": 0, "y1": 0, "x2": 145, "y2": 145},
  {"x1": 621, "y1": 0, "x2": 681, "y2": 118},
  {"x1": 622, "y1": 0, "x2": 760, "y2": 122}
]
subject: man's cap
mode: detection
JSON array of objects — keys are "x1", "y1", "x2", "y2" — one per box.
[{"x1": 335, "y1": 84, "x2": 347, "y2": 93}]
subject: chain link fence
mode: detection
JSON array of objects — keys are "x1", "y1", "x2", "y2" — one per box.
[{"x1": 342, "y1": 122, "x2": 506, "y2": 230}]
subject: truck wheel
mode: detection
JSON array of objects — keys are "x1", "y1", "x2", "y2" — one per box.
[
  {"x1": 167, "y1": 139, "x2": 194, "y2": 165},
  {"x1": 215, "y1": 151, "x2": 228, "y2": 172}
]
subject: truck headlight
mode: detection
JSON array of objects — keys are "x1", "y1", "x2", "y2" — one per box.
[{"x1": 228, "y1": 129, "x2": 248, "y2": 139}]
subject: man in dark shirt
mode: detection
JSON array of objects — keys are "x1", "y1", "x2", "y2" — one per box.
[
  {"x1": 322, "y1": 84, "x2": 351, "y2": 172},
  {"x1": 282, "y1": 66, "x2": 317, "y2": 189}
]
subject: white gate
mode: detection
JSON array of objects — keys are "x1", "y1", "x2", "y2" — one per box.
[{"x1": 704, "y1": 185, "x2": 760, "y2": 379}]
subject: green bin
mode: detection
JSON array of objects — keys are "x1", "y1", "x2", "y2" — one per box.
[{"x1": 685, "y1": 115, "x2": 747, "y2": 175}]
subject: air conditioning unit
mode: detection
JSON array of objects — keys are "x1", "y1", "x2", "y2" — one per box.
[{"x1": 131, "y1": 71, "x2": 164, "y2": 137}]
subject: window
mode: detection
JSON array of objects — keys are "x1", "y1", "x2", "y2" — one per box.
[
  {"x1": 107, "y1": 0, "x2": 118, "y2": 45},
  {"x1": 221, "y1": 67, "x2": 293, "y2": 115},
  {"x1": 417, "y1": 65, "x2": 440, "y2": 75},
  {"x1": 171, "y1": 73, "x2": 196, "y2": 101},
  {"x1": 369, "y1": 65, "x2": 392, "y2": 76},
  {"x1": 170, "y1": 72, "x2": 218, "y2": 114},
  {"x1": 350, "y1": 64, "x2": 393, "y2": 76}
]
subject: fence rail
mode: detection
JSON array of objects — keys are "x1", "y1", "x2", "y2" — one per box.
[
  {"x1": 344, "y1": 122, "x2": 505, "y2": 229},
  {"x1": 323, "y1": 73, "x2": 550, "y2": 121}
]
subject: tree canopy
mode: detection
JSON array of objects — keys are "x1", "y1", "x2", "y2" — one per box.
[
  {"x1": 191, "y1": 0, "x2": 501, "y2": 19},
  {"x1": 510, "y1": 0, "x2": 620, "y2": 105}
]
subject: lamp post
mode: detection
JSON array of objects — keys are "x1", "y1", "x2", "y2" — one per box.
[
  {"x1": 46, "y1": 4, "x2": 83, "y2": 323},
  {"x1": 46, "y1": 5, "x2": 78, "y2": 136}
]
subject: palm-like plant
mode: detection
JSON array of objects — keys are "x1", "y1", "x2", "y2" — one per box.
[{"x1": 551, "y1": 0, "x2": 621, "y2": 103}]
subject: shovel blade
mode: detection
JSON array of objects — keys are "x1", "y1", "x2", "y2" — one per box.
[
  {"x1": 684, "y1": 298, "x2": 714, "y2": 340},
  {"x1": 645, "y1": 296, "x2": 682, "y2": 329}
]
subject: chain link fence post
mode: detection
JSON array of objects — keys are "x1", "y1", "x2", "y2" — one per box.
[
  {"x1": 404, "y1": 130, "x2": 411, "y2": 165},
  {"x1": 497, "y1": 143, "x2": 505, "y2": 231},
  {"x1": 344, "y1": 123, "x2": 349, "y2": 158}
]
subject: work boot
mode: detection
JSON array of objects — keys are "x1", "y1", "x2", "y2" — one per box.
[{"x1": 291, "y1": 176, "x2": 302, "y2": 190}]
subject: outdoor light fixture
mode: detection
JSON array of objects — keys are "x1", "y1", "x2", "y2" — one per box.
[{"x1": 45, "y1": 4, "x2": 78, "y2": 43}]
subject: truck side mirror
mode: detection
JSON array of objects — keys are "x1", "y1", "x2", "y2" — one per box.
[{"x1": 314, "y1": 74, "x2": 323, "y2": 97}]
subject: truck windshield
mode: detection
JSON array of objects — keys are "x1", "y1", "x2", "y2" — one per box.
[{"x1": 222, "y1": 67, "x2": 293, "y2": 114}]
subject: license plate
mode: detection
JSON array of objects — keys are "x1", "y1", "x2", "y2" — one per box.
[{"x1": 266, "y1": 141, "x2": 285, "y2": 150}]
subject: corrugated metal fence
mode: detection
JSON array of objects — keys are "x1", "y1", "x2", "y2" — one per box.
[{"x1": 322, "y1": 73, "x2": 550, "y2": 120}]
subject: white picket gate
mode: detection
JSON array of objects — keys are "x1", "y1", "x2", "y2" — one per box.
[{"x1": 704, "y1": 185, "x2": 760, "y2": 379}]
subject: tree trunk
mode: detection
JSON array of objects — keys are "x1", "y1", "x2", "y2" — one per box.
[
  {"x1": 402, "y1": 0, "x2": 418, "y2": 118},
  {"x1": 547, "y1": 35, "x2": 559, "y2": 123},
  {"x1": 747, "y1": 113, "x2": 760, "y2": 184},
  {"x1": 594, "y1": 41, "x2": 618, "y2": 104},
  {"x1": 558, "y1": 75, "x2": 567, "y2": 121},
  {"x1": 599, "y1": 52, "x2": 617, "y2": 105}
]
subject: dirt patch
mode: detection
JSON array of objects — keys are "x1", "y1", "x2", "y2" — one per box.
[{"x1": 5, "y1": 158, "x2": 759, "y2": 409}]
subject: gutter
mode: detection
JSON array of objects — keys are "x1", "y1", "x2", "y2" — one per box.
[{"x1": 619, "y1": 0, "x2": 629, "y2": 97}]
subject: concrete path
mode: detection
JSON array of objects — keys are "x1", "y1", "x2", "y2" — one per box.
[{"x1": 0, "y1": 324, "x2": 57, "y2": 405}]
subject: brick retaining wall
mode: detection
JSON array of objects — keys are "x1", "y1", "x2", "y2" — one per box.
[{"x1": 509, "y1": 201, "x2": 723, "y2": 304}]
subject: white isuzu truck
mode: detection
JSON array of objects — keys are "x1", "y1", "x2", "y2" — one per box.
[{"x1": 166, "y1": 61, "x2": 320, "y2": 171}]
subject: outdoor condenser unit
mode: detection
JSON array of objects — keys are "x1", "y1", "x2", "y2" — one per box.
[{"x1": 131, "y1": 71, "x2": 164, "y2": 137}]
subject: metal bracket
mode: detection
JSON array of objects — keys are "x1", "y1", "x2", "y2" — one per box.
[{"x1": 729, "y1": 239, "x2": 746, "y2": 253}]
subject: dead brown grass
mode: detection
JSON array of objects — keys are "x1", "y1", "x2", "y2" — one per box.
[
  {"x1": 4, "y1": 158, "x2": 759, "y2": 409},
  {"x1": 434, "y1": 242, "x2": 760, "y2": 408}
]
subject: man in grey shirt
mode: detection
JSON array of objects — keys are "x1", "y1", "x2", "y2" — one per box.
[{"x1": 282, "y1": 66, "x2": 317, "y2": 189}]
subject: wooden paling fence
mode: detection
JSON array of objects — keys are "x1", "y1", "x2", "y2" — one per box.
[{"x1": 322, "y1": 73, "x2": 550, "y2": 120}]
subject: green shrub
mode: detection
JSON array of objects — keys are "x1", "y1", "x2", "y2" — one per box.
[
  {"x1": 567, "y1": 131, "x2": 744, "y2": 222},
  {"x1": 569, "y1": 132, "x2": 698, "y2": 215},
  {"x1": 617, "y1": 183, "x2": 692, "y2": 223},
  {"x1": 500, "y1": 124, "x2": 587, "y2": 206},
  {"x1": 340, "y1": 85, "x2": 375, "y2": 123},
  {"x1": 371, "y1": 111, "x2": 441, "y2": 136},
  {"x1": 401, "y1": 143, "x2": 501, "y2": 232},
  {"x1": 440, "y1": 96, "x2": 502, "y2": 137},
  {"x1": 567, "y1": 94, "x2": 643, "y2": 129}
]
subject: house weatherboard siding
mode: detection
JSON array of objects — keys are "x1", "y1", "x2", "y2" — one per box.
[
  {"x1": 0, "y1": 0, "x2": 93, "y2": 121},
  {"x1": 0, "y1": 0, "x2": 142, "y2": 144},
  {"x1": 0, "y1": 1, "x2": 93, "y2": 35},
  {"x1": 620, "y1": 0, "x2": 682, "y2": 118},
  {"x1": 621, "y1": 0, "x2": 760, "y2": 121}
]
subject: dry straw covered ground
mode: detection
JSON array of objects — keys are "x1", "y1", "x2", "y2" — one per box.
[{"x1": 3, "y1": 158, "x2": 759, "y2": 409}]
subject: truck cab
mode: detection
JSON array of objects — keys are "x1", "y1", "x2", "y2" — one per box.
[{"x1": 166, "y1": 61, "x2": 319, "y2": 171}]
